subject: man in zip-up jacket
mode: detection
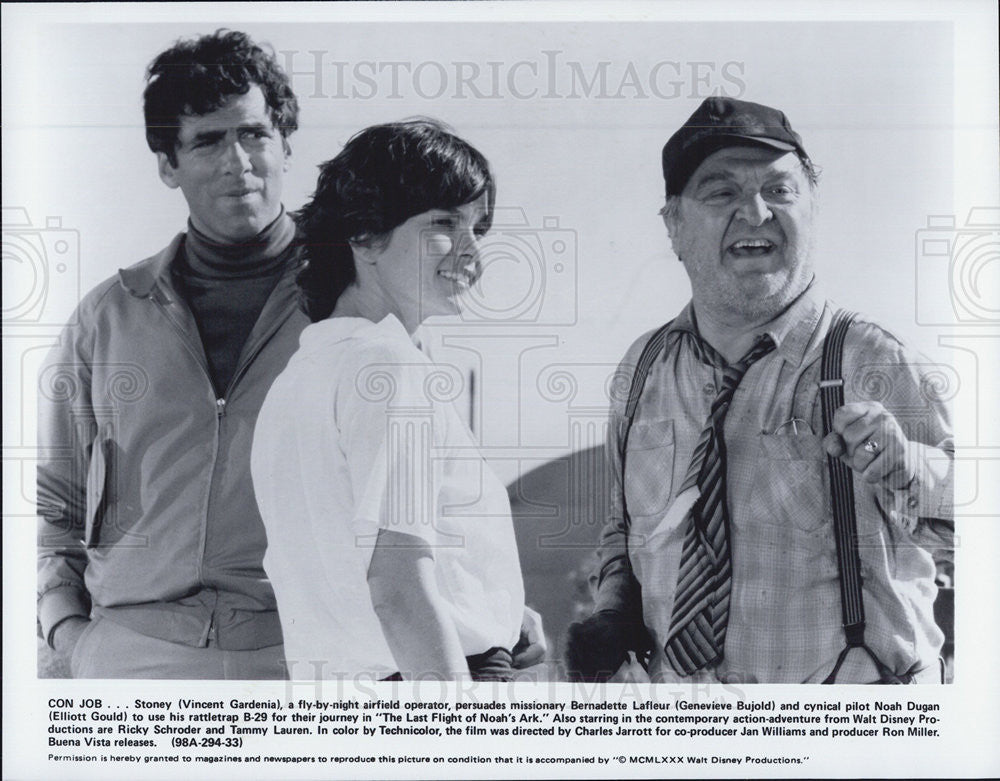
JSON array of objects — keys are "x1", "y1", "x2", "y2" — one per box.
[{"x1": 36, "y1": 30, "x2": 309, "y2": 678}]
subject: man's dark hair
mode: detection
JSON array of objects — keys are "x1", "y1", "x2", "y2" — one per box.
[
  {"x1": 144, "y1": 29, "x2": 299, "y2": 166},
  {"x1": 296, "y1": 118, "x2": 496, "y2": 322}
]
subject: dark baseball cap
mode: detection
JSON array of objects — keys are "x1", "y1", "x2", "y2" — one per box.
[{"x1": 662, "y1": 97, "x2": 809, "y2": 196}]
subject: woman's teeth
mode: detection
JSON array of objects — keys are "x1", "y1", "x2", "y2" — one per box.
[{"x1": 438, "y1": 266, "x2": 476, "y2": 286}]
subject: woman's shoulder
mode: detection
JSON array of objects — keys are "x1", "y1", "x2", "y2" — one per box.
[
  {"x1": 298, "y1": 315, "x2": 423, "y2": 362},
  {"x1": 343, "y1": 315, "x2": 428, "y2": 367},
  {"x1": 313, "y1": 317, "x2": 438, "y2": 410}
]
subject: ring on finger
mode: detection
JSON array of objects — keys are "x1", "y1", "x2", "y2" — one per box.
[{"x1": 862, "y1": 438, "x2": 879, "y2": 454}]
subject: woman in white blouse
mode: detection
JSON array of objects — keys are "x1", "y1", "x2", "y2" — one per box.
[{"x1": 252, "y1": 119, "x2": 540, "y2": 681}]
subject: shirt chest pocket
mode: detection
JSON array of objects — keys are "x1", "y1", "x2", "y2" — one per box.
[
  {"x1": 747, "y1": 433, "x2": 829, "y2": 533},
  {"x1": 623, "y1": 418, "x2": 675, "y2": 523}
]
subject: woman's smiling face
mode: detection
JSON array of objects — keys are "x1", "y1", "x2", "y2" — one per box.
[{"x1": 360, "y1": 193, "x2": 490, "y2": 330}]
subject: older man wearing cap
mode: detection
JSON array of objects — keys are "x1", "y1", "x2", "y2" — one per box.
[{"x1": 565, "y1": 97, "x2": 954, "y2": 684}]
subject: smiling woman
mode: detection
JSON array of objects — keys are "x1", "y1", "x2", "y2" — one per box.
[
  {"x1": 346, "y1": 193, "x2": 490, "y2": 332},
  {"x1": 294, "y1": 119, "x2": 495, "y2": 324},
  {"x1": 251, "y1": 119, "x2": 537, "y2": 681}
]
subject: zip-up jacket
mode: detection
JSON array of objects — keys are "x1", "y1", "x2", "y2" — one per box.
[{"x1": 37, "y1": 234, "x2": 309, "y2": 650}]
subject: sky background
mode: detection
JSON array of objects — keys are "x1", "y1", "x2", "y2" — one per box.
[
  {"x1": 4, "y1": 14, "x2": 987, "y2": 481},
  {"x1": 4, "y1": 3, "x2": 999, "y2": 777}
]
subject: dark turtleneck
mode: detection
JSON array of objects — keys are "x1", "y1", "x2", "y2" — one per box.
[{"x1": 173, "y1": 209, "x2": 297, "y2": 396}]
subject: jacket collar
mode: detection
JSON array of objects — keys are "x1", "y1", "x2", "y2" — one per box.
[
  {"x1": 117, "y1": 233, "x2": 185, "y2": 301},
  {"x1": 117, "y1": 230, "x2": 306, "y2": 305}
]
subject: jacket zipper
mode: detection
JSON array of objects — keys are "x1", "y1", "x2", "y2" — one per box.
[
  {"x1": 146, "y1": 266, "x2": 298, "y2": 643},
  {"x1": 157, "y1": 301, "x2": 229, "y2": 416},
  {"x1": 154, "y1": 288, "x2": 293, "y2": 418},
  {"x1": 148, "y1": 288, "x2": 222, "y2": 603},
  {"x1": 219, "y1": 268, "x2": 303, "y2": 405}
]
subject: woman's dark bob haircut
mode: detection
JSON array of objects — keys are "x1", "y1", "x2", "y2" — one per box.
[{"x1": 296, "y1": 118, "x2": 496, "y2": 322}]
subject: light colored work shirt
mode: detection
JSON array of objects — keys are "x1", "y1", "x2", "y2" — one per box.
[
  {"x1": 252, "y1": 315, "x2": 524, "y2": 679},
  {"x1": 596, "y1": 287, "x2": 953, "y2": 683}
]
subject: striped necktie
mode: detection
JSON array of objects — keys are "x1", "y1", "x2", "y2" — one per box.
[{"x1": 664, "y1": 333, "x2": 776, "y2": 675}]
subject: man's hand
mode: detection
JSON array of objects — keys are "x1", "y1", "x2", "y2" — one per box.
[
  {"x1": 564, "y1": 610, "x2": 648, "y2": 682},
  {"x1": 512, "y1": 606, "x2": 547, "y2": 669},
  {"x1": 823, "y1": 401, "x2": 915, "y2": 489},
  {"x1": 51, "y1": 616, "x2": 90, "y2": 659}
]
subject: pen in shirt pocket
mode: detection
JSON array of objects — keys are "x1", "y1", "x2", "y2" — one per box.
[{"x1": 769, "y1": 417, "x2": 813, "y2": 435}]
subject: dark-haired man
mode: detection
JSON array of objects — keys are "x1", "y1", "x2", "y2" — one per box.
[
  {"x1": 36, "y1": 30, "x2": 308, "y2": 678},
  {"x1": 566, "y1": 98, "x2": 953, "y2": 684}
]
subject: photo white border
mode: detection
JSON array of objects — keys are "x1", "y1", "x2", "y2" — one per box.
[{"x1": 3, "y1": 2, "x2": 998, "y2": 779}]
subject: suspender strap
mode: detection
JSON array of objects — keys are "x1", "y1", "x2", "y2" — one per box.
[
  {"x1": 622, "y1": 324, "x2": 672, "y2": 430},
  {"x1": 621, "y1": 310, "x2": 916, "y2": 683},
  {"x1": 619, "y1": 322, "x2": 673, "y2": 531},
  {"x1": 601, "y1": 321, "x2": 675, "y2": 667},
  {"x1": 819, "y1": 309, "x2": 870, "y2": 683},
  {"x1": 819, "y1": 309, "x2": 914, "y2": 684},
  {"x1": 819, "y1": 309, "x2": 866, "y2": 648}
]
